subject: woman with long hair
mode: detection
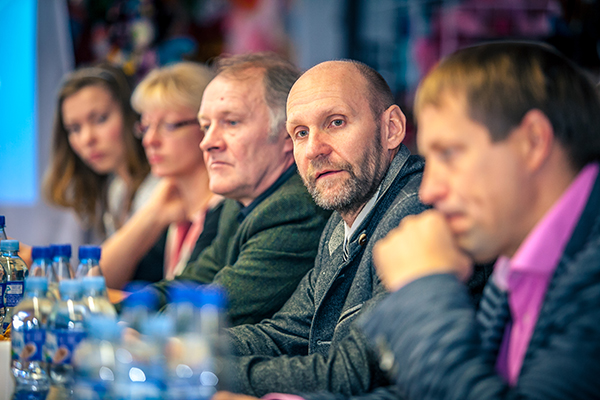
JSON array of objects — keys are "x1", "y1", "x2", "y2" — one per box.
[{"x1": 44, "y1": 64, "x2": 158, "y2": 239}]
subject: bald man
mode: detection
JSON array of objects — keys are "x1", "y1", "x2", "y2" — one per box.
[{"x1": 220, "y1": 60, "x2": 427, "y2": 396}]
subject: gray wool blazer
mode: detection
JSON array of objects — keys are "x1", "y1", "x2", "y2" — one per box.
[{"x1": 226, "y1": 145, "x2": 428, "y2": 396}]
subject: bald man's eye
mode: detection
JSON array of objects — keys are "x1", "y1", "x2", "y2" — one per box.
[
  {"x1": 295, "y1": 129, "x2": 308, "y2": 139},
  {"x1": 330, "y1": 119, "x2": 344, "y2": 128}
]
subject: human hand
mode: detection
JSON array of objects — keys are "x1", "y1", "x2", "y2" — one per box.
[
  {"x1": 373, "y1": 209, "x2": 473, "y2": 292},
  {"x1": 146, "y1": 178, "x2": 187, "y2": 225},
  {"x1": 16, "y1": 241, "x2": 32, "y2": 266}
]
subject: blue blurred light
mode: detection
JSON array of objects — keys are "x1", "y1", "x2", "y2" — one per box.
[{"x1": 0, "y1": 0, "x2": 38, "y2": 205}]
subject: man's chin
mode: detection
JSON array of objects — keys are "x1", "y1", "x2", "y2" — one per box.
[
  {"x1": 210, "y1": 181, "x2": 237, "y2": 198},
  {"x1": 457, "y1": 238, "x2": 497, "y2": 264},
  {"x1": 311, "y1": 195, "x2": 341, "y2": 211},
  {"x1": 310, "y1": 189, "x2": 349, "y2": 211},
  {"x1": 468, "y1": 251, "x2": 495, "y2": 264}
]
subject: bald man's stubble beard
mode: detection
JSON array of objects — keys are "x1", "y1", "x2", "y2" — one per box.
[{"x1": 302, "y1": 131, "x2": 388, "y2": 217}]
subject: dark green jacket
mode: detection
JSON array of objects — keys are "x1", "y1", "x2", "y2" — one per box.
[{"x1": 149, "y1": 172, "x2": 331, "y2": 326}]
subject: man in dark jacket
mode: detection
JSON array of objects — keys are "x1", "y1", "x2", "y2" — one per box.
[
  {"x1": 365, "y1": 42, "x2": 600, "y2": 399},
  {"x1": 218, "y1": 60, "x2": 429, "y2": 396},
  {"x1": 138, "y1": 53, "x2": 331, "y2": 326}
]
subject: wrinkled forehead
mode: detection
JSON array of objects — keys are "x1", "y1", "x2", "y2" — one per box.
[
  {"x1": 214, "y1": 68, "x2": 265, "y2": 95},
  {"x1": 287, "y1": 65, "x2": 367, "y2": 117},
  {"x1": 200, "y1": 73, "x2": 266, "y2": 114},
  {"x1": 293, "y1": 62, "x2": 365, "y2": 95}
]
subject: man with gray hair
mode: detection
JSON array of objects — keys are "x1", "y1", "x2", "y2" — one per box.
[{"x1": 144, "y1": 53, "x2": 331, "y2": 326}]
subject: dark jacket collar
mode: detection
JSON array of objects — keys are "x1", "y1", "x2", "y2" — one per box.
[
  {"x1": 563, "y1": 163, "x2": 600, "y2": 258},
  {"x1": 237, "y1": 164, "x2": 298, "y2": 223}
]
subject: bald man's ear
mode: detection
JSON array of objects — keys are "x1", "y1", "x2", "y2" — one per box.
[{"x1": 382, "y1": 105, "x2": 406, "y2": 150}]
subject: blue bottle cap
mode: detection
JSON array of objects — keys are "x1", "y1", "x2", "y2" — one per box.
[
  {"x1": 123, "y1": 281, "x2": 150, "y2": 293},
  {"x1": 0, "y1": 215, "x2": 5, "y2": 226},
  {"x1": 25, "y1": 276, "x2": 48, "y2": 292},
  {"x1": 78, "y1": 245, "x2": 101, "y2": 261},
  {"x1": 170, "y1": 282, "x2": 197, "y2": 304},
  {"x1": 0, "y1": 239, "x2": 19, "y2": 252},
  {"x1": 123, "y1": 284, "x2": 158, "y2": 310},
  {"x1": 81, "y1": 276, "x2": 106, "y2": 292},
  {"x1": 31, "y1": 246, "x2": 52, "y2": 260},
  {"x1": 199, "y1": 285, "x2": 228, "y2": 309},
  {"x1": 51, "y1": 244, "x2": 72, "y2": 258}
]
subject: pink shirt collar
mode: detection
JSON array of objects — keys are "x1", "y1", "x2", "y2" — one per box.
[
  {"x1": 511, "y1": 163, "x2": 599, "y2": 275},
  {"x1": 494, "y1": 162, "x2": 599, "y2": 385}
]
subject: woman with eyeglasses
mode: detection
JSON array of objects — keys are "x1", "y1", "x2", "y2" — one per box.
[
  {"x1": 44, "y1": 64, "x2": 159, "y2": 240},
  {"x1": 99, "y1": 62, "x2": 223, "y2": 289}
]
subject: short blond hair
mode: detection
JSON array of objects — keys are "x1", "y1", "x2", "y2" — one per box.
[{"x1": 131, "y1": 62, "x2": 214, "y2": 113}]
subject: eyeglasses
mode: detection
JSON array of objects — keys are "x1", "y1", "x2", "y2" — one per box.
[{"x1": 134, "y1": 119, "x2": 200, "y2": 139}]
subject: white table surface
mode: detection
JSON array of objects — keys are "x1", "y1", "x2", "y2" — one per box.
[{"x1": 0, "y1": 341, "x2": 14, "y2": 400}]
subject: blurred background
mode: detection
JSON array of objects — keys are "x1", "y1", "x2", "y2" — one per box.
[{"x1": 1, "y1": 0, "x2": 600, "y2": 248}]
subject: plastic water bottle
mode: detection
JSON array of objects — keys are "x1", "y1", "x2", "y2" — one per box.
[
  {"x1": 0, "y1": 256, "x2": 6, "y2": 333},
  {"x1": 29, "y1": 246, "x2": 52, "y2": 278},
  {"x1": 0, "y1": 216, "x2": 7, "y2": 323},
  {"x1": 166, "y1": 283, "x2": 196, "y2": 334},
  {"x1": 119, "y1": 284, "x2": 158, "y2": 333},
  {"x1": 114, "y1": 315, "x2": 173, "y2": 400},
  {"x1": 165, "y1": 284, "x2": 199, "y2": 399},
  {"x1": 1, "y1": 240, "x2": 29, "y2": 334},
  {"x1": 11, "y1": 277, "x2": 53, "y2": 400},
  {"x1": 45, "y1": 279, "x2": 88, "y2": 398},
  {"x1": 196, "y1": 285, "x2": 232, "y2": 396},
  {"x1": 81, "y1": 276, "x2": 117, "y2": 320},
  {"x1": 166, "y1": 285, "x2": 232, "y2": 399},
  {"x1": 75, "y1": 245, "x2": 102, "y2": 278},
  {"x1": 72, "y1": 316, "x2": 121, "y2": 400},
  {"x1": 47, "y1": 244, "x2": 74, "y2": 300},
  {"x1": 0, "y1": 215, "x2": 7, "y2": 240}
]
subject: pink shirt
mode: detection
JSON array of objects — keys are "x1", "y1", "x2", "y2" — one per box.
[
  {"x1": 494, "y1": 163, "x2": 599, "y2": 386},
  {"x1": 262, "y1": 394, "x2": 304, "y2": 400},
  {"x1": 164, "y1": 195, "x2": 223, "y2": 280}
]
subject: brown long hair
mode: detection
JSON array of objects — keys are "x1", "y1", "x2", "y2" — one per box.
[{"x1": 43, "y1": 64, "x2": 150, "y2": 237}]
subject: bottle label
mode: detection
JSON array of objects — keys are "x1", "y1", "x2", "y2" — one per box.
[
  {"x1": 12, "y1": 328, "x2": 46, "y2": 362},
  {"x1": 5, "y1": 281, "x2": 24, "y2": 307},
  {"x1": 45, "y1": 329, "x2": 86, "y2": 365},
  {"x1": 74, "y1": 379, "x2": 112, "y2": 400},
  {"x1": 0, "y1": 282, "x2": 5, "y2": 308}
]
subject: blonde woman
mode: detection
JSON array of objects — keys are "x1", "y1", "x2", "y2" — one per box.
[{"x1": 100, "y1": 62, "x2": 222, "y2": 289}]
